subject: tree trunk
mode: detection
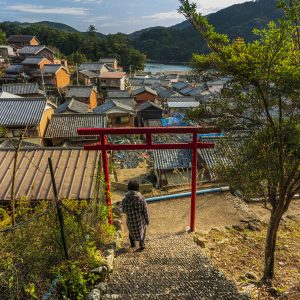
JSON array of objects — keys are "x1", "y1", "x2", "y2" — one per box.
[{"x1": 262, "y1": 208, "x2": 283, "y2": 283}]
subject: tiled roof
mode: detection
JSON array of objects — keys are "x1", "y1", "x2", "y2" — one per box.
[
  {"x1": 106, "y1": 90, "x2": 130, "y2": 98},
  {"x1": 2, "y1": 82, "x2": 43, "y2": 96},
  {"x1": 98, "y1": 58, "x2": 117, "y2": 63},
  {"x1": 94, "y1": 100, "x2": 134, "y2": 114},
  {"x1": 151, "y1": 85, "x2": 176, "y2": 98},
  {"x1": 0, "y1": 148, "x2": 100, "y2": 201},
  {"x1": 99, "y1": 72, "x2": 126, "y2": 79},
  {"x1": 5, "y1": 64, "x2": 24, "y2": 73},
  {"x1": 105, "y1": 97, "x2": 136, "y2": 108},
  {"x1": 172, "y1": 81, "x2": 189, "y2": 90},
  {"x1": 42, "y1": 64, "x2": 63, "y2": 74},
  {"x1": 179, "y1": 86, "x2": 194, "y2": 95},
  {"x1": 153, "y1": 149, "x2": 192, "y2": 170},
  {"x1": 0, "y1": 139, "x2": 41, "y2": 149},
  {"x1": 18, "y1": 45, "x2": 54, "y2": 55},
  {"x1": 7, "y1": 35, "x2": 38, "y2": 43},
  {"x1": 55, "y1": 99, "x2": 89, "y2": 114},
  {"x1": 136, "y1": 101, "x2": 163, "y2": 112},
  {"x1": 79, "y1": 70, "x2": 98, "y2": 78},
  {"x1": 0, "y1": 98, "x2": 47, "y2": 127},
  {"x1": 78, "y1": 62, "x2": 106, "y2": 72},
  {"x1": 21, "y1": 56, "x2": 48, "y2": 65},
  {"x1": 66, "y1": 86, "x2": 95, "y2": 98},
  {"x1": 132, "y1": 86, "x2": 157, "y2": 96},
  {"x1": 0, "y1": 92, "x2": 22, "y2": 99},
  {"x1": 45, "y1": 114, "x2": 106, "y2": 138}
]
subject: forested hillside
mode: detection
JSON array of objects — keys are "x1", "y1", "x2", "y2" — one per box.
[
  {"x1": 131, "y1": 0, "x2": 282, "y2": 62},
  {"x1": 0, "y1": 22, "x2": 146, "y2": 70}
]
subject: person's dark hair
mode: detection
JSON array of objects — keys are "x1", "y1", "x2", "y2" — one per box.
[{"x1": 128, "y1": 180, "x2": 139, "y2": 191}]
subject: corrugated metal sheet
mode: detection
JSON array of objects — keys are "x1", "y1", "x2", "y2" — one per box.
[
  {"x1": 0, "y1": 148, "x2": 100, "y2": 201},
  {"x1": 153, "y1": 149, "x2": 192, "y2": 170},
  {"x1": 0, "y1": 98, "x2": 46, "y2": 127},
  {"x1": 167, "y1": 101, "x2": 199, "y2": 108},
  {"x1": 45, "y1": 114, "x2": 106, "y2": 138},
  {"x1": 2, "y1": 83, "x2": 41, "y2": 95}
]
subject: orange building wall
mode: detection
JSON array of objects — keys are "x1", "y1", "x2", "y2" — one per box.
[
  {"x1": 38, "y1": 58, "x2": 52, "y2": 69},
  {"x1": 56, "y1": 69, "x2": 71, "y2": 88},
  {"x1": 89, "y1": 90, "x2": 98, "y2": 109},
  {"x1": 30, "y1": 37, "x2": 40, "y2": 45},
  {"x1": 38, "y1": 107, "x2": 54, "y2": 144},
  {"x1": 134, "y1": 92, "x2": 157, "y2": 104}
]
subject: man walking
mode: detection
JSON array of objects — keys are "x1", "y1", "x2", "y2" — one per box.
[{"x1": 122, "y1": 180, "x2": 150, "y2": 250}]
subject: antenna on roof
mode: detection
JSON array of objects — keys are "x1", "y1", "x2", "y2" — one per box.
[{"x1": 40, "y1": 69, "x2": 47, "y2": 99}]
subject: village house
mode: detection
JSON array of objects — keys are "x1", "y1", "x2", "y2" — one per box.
[
  {"x1": 2, "y1": 64, "x2": 26, "y2": 83},
  {"x1": 0, "y1": 97, "x2": 55, "y2": 146},
  {"x1": 106, "y1": 90, "x2": 131, "y2": 98},
  {"x1": 65, "y1": 86, "x2": 98, "y2": 109},
  {"x1": 78, "y1": 62, "x2": 108, "y2": 75},
  {"x1": 18, "y1": 45, "x2": 55, "y2": 62},
  {"x1": 21, "y1": 56, "x2": 52, "y2": 74},
  {"x1": 55, "y1": 99, "x2": 90, "y2": 114},
  {"x1": 37, "y1": 64, "x2": 71, "y2": 89},
  {"x1": 99, "y1": 72, "x2": 126, "y2": 91},
  {"x1": 136, "y1": 101, "x2": 164, "y2": 126},
  {"x1": 0, "y1": 45, "x2": 16, "y2": 62},
  {"x1": 44, "y1": 114, "x2": 106, "y2": 146},
  {"x1": 2, "y1": 82, "x2": 45, "y2": 97},
  {"x1": 77, "y1": 70, "x2": 98, "y2": 86},
  {"x1": 153, "y1": 149, "x2": 193, "y2": 188},
  {"x1": 133, "y1": 86, "x2": 158, "y2": 105},
  {"x1": 7, "y1": 35, "x2": 40, "y2": 49},
  {"x1": 105, "y1": 97, "x2": 136, "y2": 108},
  {"x1": 94, "y1": 100, "x2": 135, "y2": 127},
  {"x1": 98, "y1": 58, "x2": 118, "y2": 69}
]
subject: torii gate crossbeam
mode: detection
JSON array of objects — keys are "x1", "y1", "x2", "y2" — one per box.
[{"x1": 78, "y1": 126, "x2": 218, "y2": 232}]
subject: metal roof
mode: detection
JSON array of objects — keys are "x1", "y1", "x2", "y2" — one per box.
[
  {"x1": 0, "y1": 98, "x2": 47, "y2": 127},
  {"x1": 0, "y1": 148, "x2": 100, "y2": 201},
  {"x1": 180, "y1": 86, "x2": 194, "y2": 95},
  {"x1": 94, "y1": 100, "x2": 134, "y2": 114},
  {"x1": 106, "y1": 90, "x2": 131, "y2": 98},
  {"x1": 167, "y1": 101, "x2": 200, "y2": 108},
  {"x1": 45, "y1": 114, "x2": 106, "y2": 138},
  {"x1": 153, "y1": 149, "x2": 192, "y2": 170},
  {"x1": 152, "y1": 86, "x2": 176, "y2": 99},
  {"x1": 0, "y1": 92, "x2": 22, "y2": 99},
  {"x1": 167, "y1": 96, "x2": 197, "y2": 102},
  {"x1": 98, "y1": 58, "x2": 117, "y2": 63},
  {"x1": 133, "y1": 86, "x2": 157, "y2": 96},
  {"x1": 2, "y1": 82, "x2": 43, "y2": 96},
  {"x1": 55, "y1": 99, "x2": 90, "y2": 114},
  {"x1": 66, "y1": 86, "x2": 95, "y2": 98}
]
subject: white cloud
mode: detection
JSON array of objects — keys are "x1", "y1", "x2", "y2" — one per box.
[
  {"x1": 194, "y1": 0, "x2": 248, "y2": 15},
  {"x1": 6, "y1": 4, "x2": 89, "y2": 16},
  {"x1": 142, "y1": 10, "x2": 184, "y2": 22}
]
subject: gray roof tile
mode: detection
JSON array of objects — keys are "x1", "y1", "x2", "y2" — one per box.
[
  {"x1": 133, "y1": 86, "x2": 157, "y2": 96},
  {"x1": 0, "y1": 98, "x2": 47, "y2": 127},
  {"x1": 94, "y1": 100, "x2": 134, "y2": 114},
  {"x1": 45, "y1": 114, "x2": 106, "y2": 138},
  {"x1": 2, "y1": 82, "x2": 43, "y2": 96},
  {"x1": 66, "y1": 86, "x2": 95, "y2": 98},
  {"x1": 153, "y1": 149, "x2": 192, "y2": 170},
  {"x1": 55, "y1": 99, "x2": 90, "y2": 114}
]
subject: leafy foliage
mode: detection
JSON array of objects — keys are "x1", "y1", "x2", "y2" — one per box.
[
  {"x1": 0, "y1": 29, "x2": 5, "y2": 44},
  {"x1": 0, "y1": 22, "x2": 146, "y2": 70},
  {"x1": 179, "y1": 0, "x2": 300, "y2": 282}
]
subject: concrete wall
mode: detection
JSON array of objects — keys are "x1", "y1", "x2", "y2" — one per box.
[{"x1": 112, "y1": 181, "x2": 153, "y2": 193}]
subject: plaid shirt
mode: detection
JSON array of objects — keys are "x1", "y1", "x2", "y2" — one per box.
[{"x1": 122, "y1": 191, "x2": 150, "y2": 241}]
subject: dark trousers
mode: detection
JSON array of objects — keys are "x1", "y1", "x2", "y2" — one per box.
[{"x1": 129, "y1": 228, "x2": 146, "y2": 248}]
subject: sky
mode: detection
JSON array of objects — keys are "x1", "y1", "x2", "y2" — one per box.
[{"x1": 0, "y1": 0, "x2": 249, "y2": 34}]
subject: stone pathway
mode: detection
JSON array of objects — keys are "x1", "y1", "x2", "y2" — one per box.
[{"x1": 107, "y1": 232, "x2": 248, "y2": 299}]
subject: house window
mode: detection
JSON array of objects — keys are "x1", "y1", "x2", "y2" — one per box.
[{"x1": 115, "y1": 116, "x2": 121, "y2": 124}]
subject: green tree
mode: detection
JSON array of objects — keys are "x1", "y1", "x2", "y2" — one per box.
[
  {"x1": 179, "y1": 0, "x2": 300, "y2": 283},
  {"x1": 0, "y1": 29, "x2": 6, "y2": 44}
]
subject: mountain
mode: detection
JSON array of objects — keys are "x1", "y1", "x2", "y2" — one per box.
[
  {"x1": 1, "y1": 21, "x2": 79, "y2": 32},
  {"x1": 130, "y1": 0, "x2": 282, "y2": 63}
]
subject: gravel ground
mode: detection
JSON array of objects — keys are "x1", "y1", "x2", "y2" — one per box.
[{"x1": 107, "y1": 232, "x2": 249, "y2": 299}]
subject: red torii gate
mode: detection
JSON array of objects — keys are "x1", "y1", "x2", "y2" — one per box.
[{"x1": 78, "y1": 126, "x2": 217, "y2": 232}]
